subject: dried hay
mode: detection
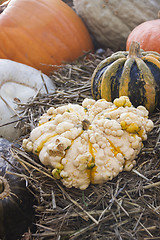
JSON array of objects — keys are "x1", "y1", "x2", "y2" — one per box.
[{"x1": 10, "y1": 50, "x2": 160, "y2": 240}]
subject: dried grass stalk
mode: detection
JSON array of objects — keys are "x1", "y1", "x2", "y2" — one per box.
[{"x1": 10, "y1": 51, "x2": 160, "y2": 240}]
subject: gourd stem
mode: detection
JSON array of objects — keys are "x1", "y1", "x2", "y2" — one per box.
[
  {"x1": 82, "y1": 119, "x2": 91, "y2": 130},
  {"x1": 0, "y1": 179, "x2": 4, "y2": 194},
  {"x1": 128, "y1": 41, "x2": 142, "y2": 58}
]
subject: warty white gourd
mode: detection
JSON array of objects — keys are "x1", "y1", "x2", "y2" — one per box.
[{"x1": 22, "y1": 96, "x2": 154, "y2": 190}]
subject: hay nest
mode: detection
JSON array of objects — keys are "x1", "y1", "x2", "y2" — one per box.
[{"x1": 10, "y1": 50, "x2": 160, "y2": 240}]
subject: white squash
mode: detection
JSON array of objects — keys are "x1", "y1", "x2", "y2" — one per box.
[
  {"x1": 73, "y1": 0, "x2": 160, "y2": 51},
  {"x1": 23, "y1": 96, "x2": 153, "y2": 190},
  {"x1": 0, "y1": 59, "x2": 55, "y2": 141}
]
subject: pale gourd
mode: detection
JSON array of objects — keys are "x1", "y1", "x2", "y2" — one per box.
[
  {"x1": 0, "y1": 59, "x2": 55, "y2": 141},
  {"x1": 22, "y1": 96, "x2": 153, "y2": 190},
  {"x1": 73, "y1": 0, "x2": 160, "y2": 51}
]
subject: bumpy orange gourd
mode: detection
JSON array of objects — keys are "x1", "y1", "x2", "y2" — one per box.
[
  {"x1": 0, "y1": 0, "x2": 93, "y2": 75},
  {"x1": 126, "y1": 19, "x2": 160, "y2": 54}
]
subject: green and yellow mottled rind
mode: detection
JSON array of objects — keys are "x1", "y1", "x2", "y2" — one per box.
[{"x1": 91, "y1": 43, "x2": 160, "y2": 113}]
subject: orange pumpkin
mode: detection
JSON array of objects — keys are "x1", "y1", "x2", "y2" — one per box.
[
  {"x1": 0, "y1": 0, "x2": 6, "y2": 4},
  {"x1": 126, "y1": 19, "x2": 160, "y2": 54},
  {"x1": 0, "y1": 0, "x2": 93, "y2": 75}
]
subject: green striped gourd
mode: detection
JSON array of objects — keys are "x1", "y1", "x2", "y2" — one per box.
[{"x1": 91, "y1": 41, "x2": 160, "y2": 113}]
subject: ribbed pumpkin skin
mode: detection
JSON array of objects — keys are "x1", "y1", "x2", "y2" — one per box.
[
  {"x1": 91, "y1": 42, "x2": 160, "y2": 113},
  {"x1": 0, "y1": 0, "x2": 93, "y2": 75},
  {"x1": 126, "y1": 19, "x2": 160, "y2": 54}
]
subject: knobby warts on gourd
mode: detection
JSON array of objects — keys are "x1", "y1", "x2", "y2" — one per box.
[{"x1": 22, "y1": 96, "x2": 154, "y2": 190}]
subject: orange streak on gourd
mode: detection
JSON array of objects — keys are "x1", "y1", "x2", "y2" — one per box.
[
  {"x1": 87, "y1": 140, "x2": 97, "y2": 184},
  {"x1": 35, "y1": 134, "x2": 58, "y2": 154},
  {"x1": 107, "y1": 138, "x2": 123, "y2": 156}
]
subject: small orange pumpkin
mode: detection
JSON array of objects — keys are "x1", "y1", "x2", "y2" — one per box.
[
  {"x1": 126, "y1": 18, "x2": 160, "y2": 54},
  {"x1": 0, "y1": 0, "x2": 93, "y2": 75},
  {"x1": 0, "y1": 0, "x2": 6, "y2": 4}
]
